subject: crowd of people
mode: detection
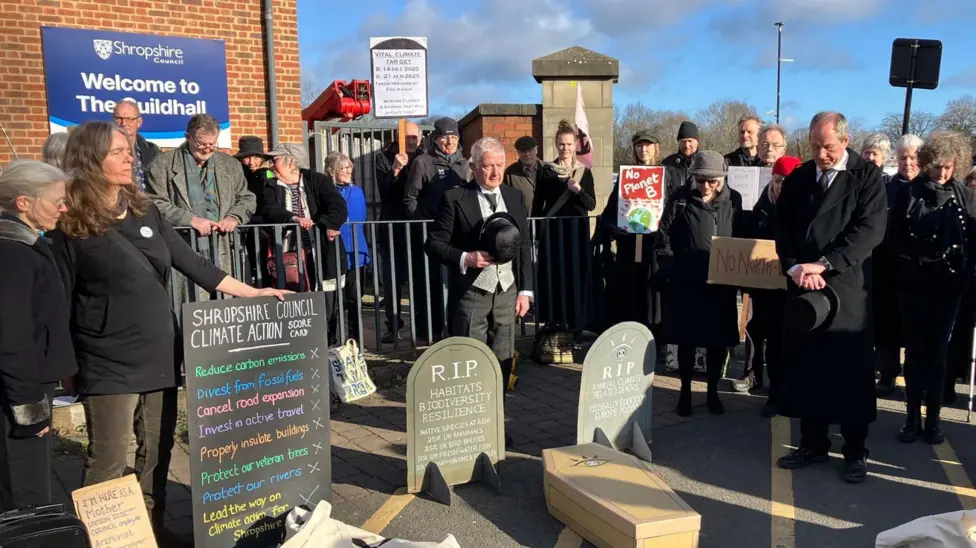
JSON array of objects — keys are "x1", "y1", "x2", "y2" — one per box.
[{"x1": 2, "y1": 98, "x2": 975, "y2": 537}]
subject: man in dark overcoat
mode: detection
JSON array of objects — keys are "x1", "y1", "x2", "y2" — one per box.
[{"x1": 773, "y1": 111, "x2": 887, "y2": 483}]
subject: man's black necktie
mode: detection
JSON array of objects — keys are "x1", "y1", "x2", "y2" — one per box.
[
  {"x1": 819, "y1": 170, "x2": 833, "y2": 193},
  {"x1": 486, "y1": 193, "x2": 498, "y2": 212}
]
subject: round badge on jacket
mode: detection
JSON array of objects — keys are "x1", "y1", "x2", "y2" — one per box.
[{"x1": 140, "y1": 226, "x2": 153, "y2": 238}]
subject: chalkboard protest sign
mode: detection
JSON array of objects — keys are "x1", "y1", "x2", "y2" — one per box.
[
  {"x1": 182, "y1": 293, "x2": 332, "y2": 548},
  {"x1": 72, "y1": 474, "x2": 157, "y2": 548},
  {"x1": 577, "y1": 322, "x2": 655, "y2": 461},
  {"x1": 406, "y1": 337, "x2": 505, "y2": 505}
]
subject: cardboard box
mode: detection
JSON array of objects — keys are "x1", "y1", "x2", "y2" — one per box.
[{"x1": 543, "y1": 443, "x2": 701, "y2": 548}]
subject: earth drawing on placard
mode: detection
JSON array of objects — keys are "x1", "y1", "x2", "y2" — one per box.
[{"x1": 627, "y1": 207, "x2": 654, "y2": 234}]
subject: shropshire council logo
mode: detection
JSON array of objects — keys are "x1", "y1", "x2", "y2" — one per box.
[{"x1": 93, "y1": 39, "x2": 113, "y2": 60}]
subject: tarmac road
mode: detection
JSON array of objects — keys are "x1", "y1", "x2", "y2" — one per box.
[{"x1": 328, "y1": 360, "x2": 976, "y2": 548}]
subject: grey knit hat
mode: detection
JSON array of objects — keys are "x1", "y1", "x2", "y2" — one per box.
[{"x1": 688, "y1": 150, "x2": 727, "y2": 179}]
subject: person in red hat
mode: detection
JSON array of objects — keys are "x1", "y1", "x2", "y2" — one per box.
[{"x1": 740, "y1": 155, "x2": 803, "y2": 417}]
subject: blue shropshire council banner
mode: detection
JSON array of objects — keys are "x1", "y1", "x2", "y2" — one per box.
[{"x1": 41, "y1": 27, "x2": 231, "y2": 148}]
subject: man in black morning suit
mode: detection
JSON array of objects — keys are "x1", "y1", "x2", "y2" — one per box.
[{"x1": 424, "y1": 136, "x2": 533, "y2": 394}]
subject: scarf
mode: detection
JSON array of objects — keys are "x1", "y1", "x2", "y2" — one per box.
[
  {"x1": 548, "y1": 157, "x2": 586, "y2": 181},
  {"x1": 182, "y1": 145, "x2": 220, "y2": 223},
  {"x1": 433, "y1": 146, "x2": 462, "y2": 167}
]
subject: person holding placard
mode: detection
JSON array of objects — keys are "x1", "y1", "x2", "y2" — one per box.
[
  {"x1": 600, "y1": 130, "x2": 682, "y2": 367},
  {"x1": 656, "y1": 150, "x2": 743, "y2": 417},
  {"x1": 49, "y1": 121, "x2": 288, "y2": 543},
  {"x1": 0, "y1": 160, "x2": 75, "y2": 512},
  {"x1": 739, "y1": 155, "x2": 802, "y2": 417}
]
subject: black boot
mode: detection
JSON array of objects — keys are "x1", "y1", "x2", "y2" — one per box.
[
  {"x1": 676, "y1": 385, "x2": 692, "y2": 417},
  {"x1": 899, "y1": 400, "x2": 922, "y2": 443},
  {"x1": 761, "y1": 396, "x2": 777, "y2": 418},
  {"x1": 924, "y1": 398, "x2": 945, "y2": 445},
  {"x1": 676, "y1": 349, "x2": 694, "y2": 417}
]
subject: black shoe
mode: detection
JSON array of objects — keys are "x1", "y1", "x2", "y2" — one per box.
[
  {"x1": 944, "y1": 388, "x2": 958, "y2": 405},
  {"x1": 676, "y1": 389, "x2": 692, "y2": 417},
  {"x1": 924, "y1": 411, "x2": 945, "y2": 445},
  {"x1": 876, "y1": 377, "x2": 897, "y2": 396},
  {"x1": 732, "y1": 375, "x2": 754, "y2": 394},
  {"x1": 777, "y1": 447, "x2": 829, "y2": 469},
  {"x1": 707, "y1": 391, "x2": 725, "y2": 415},
  {"x1": 842, "y1": 457, "x2": 868, "y2": 483},
  {"x1": 899, "y1": 412, "x2": 922, "y2": 443},
  {"x1": 761, "y1": 399, "x2": 777, "y2": 418}
]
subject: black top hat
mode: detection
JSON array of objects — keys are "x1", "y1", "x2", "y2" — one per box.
[
  {"x1": 235, "y1": 135, "x2": 265, "y2": 158},
  {"x1": 784, "y1": 284, "x2": 840, "y2": 334},
  {"x1": 479, "y1": 212, "x2": 521, "y2": 265}
]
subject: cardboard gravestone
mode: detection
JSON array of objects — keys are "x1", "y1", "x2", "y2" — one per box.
[
  {"x1": 72, "y1": 474, "x2": 157, "y2": 548},
  {"x1": 182, "y1": 292, "x2": 332, "y2": 548},
  {"x1": 406, "y1": 337, "x2": 505, "y2": 505},
  {"x1": 577, "y1": 322, "x2": 655, "y2": 461}
]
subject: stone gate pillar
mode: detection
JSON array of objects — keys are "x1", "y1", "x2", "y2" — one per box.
[{"x1": 532, "y1": 47, "x2": 619, "y2": 211}]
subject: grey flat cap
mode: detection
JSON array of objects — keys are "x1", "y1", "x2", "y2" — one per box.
[{"x1": 688, "y1": 150, "x2": 726, "y2": 179}]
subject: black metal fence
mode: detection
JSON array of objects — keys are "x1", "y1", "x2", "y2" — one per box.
[{"x1": 172, "y1": 216, "x2": 610, "y2": 353}]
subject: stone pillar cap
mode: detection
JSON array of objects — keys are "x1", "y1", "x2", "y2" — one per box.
[{"x1": 532, "y1": 46, "x2": 619, "y2": 83}]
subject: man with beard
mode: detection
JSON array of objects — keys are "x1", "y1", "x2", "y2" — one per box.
[
  {"x1": 774, "y1": 111, "x2": 886, "y2": 483},
  {"x1": 662, "y1": 121, "x2": 700, "y2": 186},
  {"x1": 404, "y1": 117, "x2": 470, "y2": 340},
  {"x1": 725, "y1": 115, "x2": 764, "y2": 168}
]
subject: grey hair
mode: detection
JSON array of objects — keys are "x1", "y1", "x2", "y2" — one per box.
[
  {"x1": 0, "y1": 160, "x2": 68, "y2": 213},
  {"x1": 468, "y1": 137, "x2": 505, "y2": 169},
  {"x1": 324, "y1": 151, "x2": 352, "y2": 180},
  {"x1": 966, "y1": 165, "x2": 976, "y2": 183},
  {"x1": 895, "y1": 133, "x2": 924, "y2": 154},
  {"x1": 185, "y1": 113, "x2": 220, "y2": 137},
  {"x1": 738, "y1": 115, "x2": 763, "y2": 128},
  {"x1": 113, "y1": 99, "x2": 141, "y2": 116},
  {"x1": 761, "y1": 124, "x2": 787, "y2": 142},
  {"x1": 42, "y1": 132, "x2": 69, "y2": 170},
  {"x1": 861, "y1": 132, "x2": 891, "y2": 160},
  {"x1": 809, "y1": 111, "x2": 849, "y2": 140}
]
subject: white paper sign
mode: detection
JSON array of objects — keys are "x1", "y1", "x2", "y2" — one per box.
[
  {"x1": 370, "y1": 37, "x2": 429, "y2": 119},
  {"x1": 727, "y1": 166, "x2": 761, "y2": 211},
  {"x1": 759, "y1": 167, "x2": 773, "y2": 203}
]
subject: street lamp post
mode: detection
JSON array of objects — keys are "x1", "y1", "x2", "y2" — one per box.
[{"x1": 774, "y1": 22, "x2": 794, "y2": 125}]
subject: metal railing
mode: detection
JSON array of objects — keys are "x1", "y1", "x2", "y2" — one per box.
[{"x1": 171, "y1": 216, "x2": 610, "y2": 353}]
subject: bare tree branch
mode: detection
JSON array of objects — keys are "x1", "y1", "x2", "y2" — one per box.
[{"x1": 878, "y1": 111, "x2": 940, "y2": 143}]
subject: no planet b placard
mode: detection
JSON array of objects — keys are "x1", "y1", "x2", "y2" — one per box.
[
  {"x1": 617, "y1": 166, "x2": 666, "y2": 234},
  {"x1": 577, "y1": 322, "x2": 655, "y2": 461},
  {"x1": 182, "y1": 293, "x2": 331, "y2": 548},
  {"x1": 406, "y1": 337, "x2": 505, "y2": 503}
]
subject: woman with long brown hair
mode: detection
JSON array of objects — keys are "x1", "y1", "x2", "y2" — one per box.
[
  {"x1": 49, "y1": 121, "x2": 286, "y2": 544},
  {"x1": 532, "y1": 119, "x2": 596, "y2": 334}
]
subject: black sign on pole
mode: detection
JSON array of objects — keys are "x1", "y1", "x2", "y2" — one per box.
[
  {"x1": 182, "y1": 292, "x2": 332, "y2": 548},
  {"x1": 889, "y1": 38, "x2": 942, "y2": 136}
]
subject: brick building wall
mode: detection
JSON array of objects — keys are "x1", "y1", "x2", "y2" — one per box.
[
  {"x1": 458, "y1": 104, "x2": 542, "y2": 163},
  {"x1": 0, "y1": 0, "x2": 302, "y2": 163}
]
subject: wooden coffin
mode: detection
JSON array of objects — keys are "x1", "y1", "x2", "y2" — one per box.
[{"x1": 543, "y1": 443, "x2": 701, "y2": 548}]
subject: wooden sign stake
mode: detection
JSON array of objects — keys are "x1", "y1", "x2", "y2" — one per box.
[
  {"x1": 739, "y1": 294, "x2": 751, "y2": 342},
  {"x1": 398, "y1": 118, "x2": 407, "y2": 155},
  {"x1": 634, "y1": 234, "x2": 643, "y2": 263}
]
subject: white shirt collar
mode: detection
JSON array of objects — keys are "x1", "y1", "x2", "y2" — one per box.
[
  {"x1": 817, "y1": 149, "x2": 849, "y2": 176},
  {"x1": 478, "y1": 183, "x2": 500, "y2": 195}
]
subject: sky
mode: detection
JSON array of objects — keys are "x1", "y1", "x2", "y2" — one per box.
[{"x1": 297, "y1": 0, "x2": 976, "y2": 132}]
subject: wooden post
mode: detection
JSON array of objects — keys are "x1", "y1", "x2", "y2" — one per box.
[
  {"x1": 634, "y1": 234, "x2": 643, "y2": 263},
  {"x1": 739, "y1": 293, "x2": 751, "y2": 342},
  {"x1": 398, "y1": 118, "x2": 407, "y2": 155}
]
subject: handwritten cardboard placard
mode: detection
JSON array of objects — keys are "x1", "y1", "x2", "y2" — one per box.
[
  {"x1": 182, "y1": 292, "x2": 332, "y2": 548},
  {"x1": 707, "y1": 237, "x2": 787, "y2": 290},
  {"x1": 72, "y1": 474, "x2": 157, "y2": 548},
  {"x1": 617, "y1": 166, "x2": 666, "y2": 234}
]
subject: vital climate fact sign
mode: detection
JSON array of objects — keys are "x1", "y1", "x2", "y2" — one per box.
[{"x1": 41, "y1": 27, "x2": 231, "y2": 148}]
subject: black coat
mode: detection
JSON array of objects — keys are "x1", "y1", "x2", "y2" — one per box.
[
  {"x1": 261, "y1": 168, "x2": 349, "y2": 283},
  {"x1": 502, "y1": 160, "x2": 542, "y2": 212},
  {"x1": 873, "y1": 172, "x2": 911, "y2": 346},
  {"x1": 599, "y1": 165, "x2": 683, "y2": 329},
  {"x1": 661, "y1": 152, "x2": 694, "y2": 188},
  {"x1": 404, "y1": 151, "x2": 470, "y2": 220},
  {"x1": 49, "y1": 204, "x2": 226, "y2": 395},
  {"x1": 656, "y1": 183, "x2": 744, "y2": 348},
  {"x1": 531, "y1": 165, "x2": 597, "y2": 327},
  {"x1": 740, "y1": 187, "x2": 786, "y2": 338},
  {"x1": 376, "y1": 146, "x2": 423, "y2": 222},
  {"x1": 136, "y1": 134, "x2": 160, "y2": 171},
  {"x1": 774, "y1": 151, "x2": 888, "y2": 425},
  {"x1": 0, "y1": 216, "x2": 76, "y2": 435},
  {"x1": 724, "y1": 148, "x2": 762, "y2": 168},
  {"x1": 424, "y1": 183, "x2": 533, "y2": 296}
]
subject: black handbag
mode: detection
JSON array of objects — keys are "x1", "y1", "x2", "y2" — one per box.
[{"x1": 0, "y1": 504, "x2": 90, "y2": 547}]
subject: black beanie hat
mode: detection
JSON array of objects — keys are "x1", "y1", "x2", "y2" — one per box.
[{"x1": 677, "y1": 121, "x2": 700, "y2": 142}]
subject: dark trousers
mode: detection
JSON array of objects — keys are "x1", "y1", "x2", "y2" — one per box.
[
  {"x1": 677, "y1": 346, "x2": 727, "y2": 387},
  {"x1": 0, "y1": 384, "x2": 56, "y2": 512},
  {"x1": 900, "y1": 290, "x2": 964, "y2": 412},
  {"x1": 450, "y1": 284, "x2": 516, "y2": 389},
  {"x1": 411, "y1": 227, "x2": 445, "y2": 339},
  {"x1": 379, "y1": 223, "x2": 408, "y2": 331},
  {"x1": 83, "y1": 388, "x2": 178, "y2": 526},
  {"x1": 339, "y1": 265, "x2": 365, "y2": 340},
  {"x1": 800, "y1": 420, "x2": 869, "y2": 461},
  {"x1": 876, "y1": 344, "x2": 903, "y2": 382}
]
